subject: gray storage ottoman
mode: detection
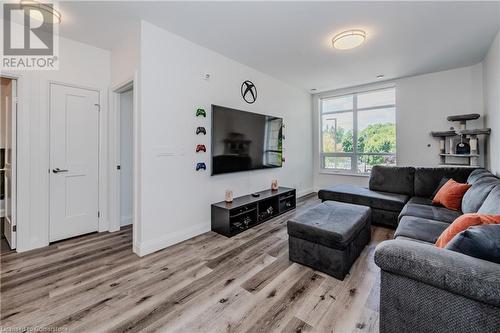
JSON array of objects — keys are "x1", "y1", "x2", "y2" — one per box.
[{"x1": 287, "y1": 201, "x2": 371, "y2": 280}]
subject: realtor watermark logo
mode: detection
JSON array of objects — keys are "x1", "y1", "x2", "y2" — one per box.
[{"x1": 2, "y1": 1, "x2": 59, "y2": 70}]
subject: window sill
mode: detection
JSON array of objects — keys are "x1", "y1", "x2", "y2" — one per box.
[{"x1": 319, "y1": 170, "x2": 370, "y2": 178}]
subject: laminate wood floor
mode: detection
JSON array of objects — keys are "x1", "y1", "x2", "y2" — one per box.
[{"x1": 0, "y1": 194, "x2": 394, "y2": 333}]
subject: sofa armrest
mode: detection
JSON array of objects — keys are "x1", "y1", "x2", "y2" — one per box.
[{"x1": 374, "y1": 239, "x2": 500, "y2": 307}]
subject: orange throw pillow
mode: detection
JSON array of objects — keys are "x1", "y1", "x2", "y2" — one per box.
[
  {"x1": 435, "y1": 213, "x2": 500, "y2": 248},
  {"x1": 432, "y1": 179, "x2": 471, "y2": 211}
]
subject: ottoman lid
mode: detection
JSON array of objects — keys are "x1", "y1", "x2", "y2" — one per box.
[{"x1": 287, "y1": 201, "x2": 371, "y2": 249}]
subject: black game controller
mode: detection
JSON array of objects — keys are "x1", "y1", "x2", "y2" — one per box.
[
  {"x1": 196, "y1": 127, "x2": 206, "y2": 135},
  {"x1": 196, "y1": 162, "x2": 206, "y2": 171}
]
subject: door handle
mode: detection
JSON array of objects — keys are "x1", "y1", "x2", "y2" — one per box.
[{"x1": 53, "y1": 168, "x2": 68, "y2": 173}]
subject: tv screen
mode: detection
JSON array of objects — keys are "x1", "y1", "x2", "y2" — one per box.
[{"x1": 211, "y1": 105, "x2": 283, "y2": 175}]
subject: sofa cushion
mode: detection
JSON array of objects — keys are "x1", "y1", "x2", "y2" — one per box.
[
  {"x1": 466, "y1": 168, "x2": 493, "y2": 184},
  {"x1": 431, "y1": 177, "x2": 449, "y2": 197},
  {"x1": 436, "y1": 214, "x2": 500, "y2": 248},
  {"x1": 399, "y1": 202, "x2": 462, "y2": 223},
  {"x1": 287, "y1": 201, "x2": 370, "y2": 249},
  {"x1": 445, "y1": 224, "x2": 500, "y2": 264},
  {"x1": 407, "y1": 196, "x2": 433, "y2": 206},
  {"x1": 395, "y1": 216, "x2": 450, "y2": 243},
  {"x1": 369, "y1": 166, "x2": 415, "y2": 196},
  {"x1": 413, "y1": 167, "x2": 476, "y2": 198},
  {"x1": 318, "y1": 184, "x2": 409, "y2": 212},
  {"x1": 478, "y1": 185, "x2": 500, "y2": 215},
  {"x1": 461, "y1": 177, "x2": 500, "y2": 213}
]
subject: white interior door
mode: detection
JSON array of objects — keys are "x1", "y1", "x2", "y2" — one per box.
[
  {"x1": 119, "y1": 89, "x2": 133, "y2": 227},
  {"x1": 50, "y1": 84, "x2": 100, "y2": 242},
  {"x1": 3, "y1": 79, "x2": 16, "y2": 249}
]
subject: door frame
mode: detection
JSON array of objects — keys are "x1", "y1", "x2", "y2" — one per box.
[
  {"x1": 1, "y1": 73, "x2": 19, "y2": 249},
  {"x1": 109, "y1": 74, "x2": 139, "y2": 255},
  {"x1": 48, "y1": 81, "x2": 108, "y2": 235}
]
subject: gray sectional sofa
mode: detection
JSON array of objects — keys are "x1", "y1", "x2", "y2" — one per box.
[
  {"x1": 318, "y1": 166, "x2": 500, "y2": 332},
  {"x1": 318, "y1": 166, "x2": 476, "y2": 228}
]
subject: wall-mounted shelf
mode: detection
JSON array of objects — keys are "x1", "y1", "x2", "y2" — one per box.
[
  {"x1": 431, "y1": 113, "x2": 490, "y2": 167},
  {"x1": 455, "y1": 128, "x2": 491, "y2": 136},
  {"x1": 446, "y1": 114, "x2": 480, "y2": 122},
  {"x1": 438, "y1": 164, "x2": 477, "y2": 167},
  {"x1": 431, "y1": 131, "x2": 457, "y2": 138},
  {"x1": 440, "y1": 153, "x2": 479, "y2": 157}
]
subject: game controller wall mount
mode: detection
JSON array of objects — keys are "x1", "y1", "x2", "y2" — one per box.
[
  {"x1": 196, "y1": 126, "x2": 206, "y2": 135},
  {"x1": 196, "y1": 108, "x2": 206, "y2": 117},
  {"x1": 196, "y1": 144, "x2": 206, "y2": 153},
  {"x1": 196, "y1": 108, "x2": 207, "y2": 171},
  {"x1": 196, "y1": 162, "x2": 206, "y2": 171}
]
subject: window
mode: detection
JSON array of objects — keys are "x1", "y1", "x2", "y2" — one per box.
[
  {"x1": 264, "y1": 117, "x2": 283, "y2": 166},
  {"x1": 320, "y1": 87, "x2": 396, "y2": 174}
]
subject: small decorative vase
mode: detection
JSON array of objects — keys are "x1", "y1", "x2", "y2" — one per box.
[
  {"x1": 225, "y1": 190, "x2": 233, "y2": 203},
  {"x1": 271, "y1": 180, "x2": 278, "y2": 191}
]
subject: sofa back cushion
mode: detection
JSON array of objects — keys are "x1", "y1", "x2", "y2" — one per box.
[
  {"x1": 413, "y1": 167, "x2": 476, "y2": 198},
  {"x1": 462, "y1": 176, "x2": 500, "y2": 213},
  {"x1": 478, "y1": 185, "x2": 500, "y2": 215},
  {"x1": 369, "y1": 166, "x2": 415, "y2": 196},
  {"x1": 445, "y1": 225, "x2": 500, "y2": 264},
  {"x1": 466, "y1": 168, "x2": 492, "y2": 184}
]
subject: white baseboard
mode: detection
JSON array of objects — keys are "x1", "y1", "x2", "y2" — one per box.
[
  {"x1": 297, "y1": 188, "x2": 315, "y2": 198},
  {"x1": 134, "y1": 222, "x2": 210, "y2": 257}
]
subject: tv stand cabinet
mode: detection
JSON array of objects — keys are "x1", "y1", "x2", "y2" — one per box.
[{"x1": 211, "y1": 187, "x2": 296, "y2": 237}]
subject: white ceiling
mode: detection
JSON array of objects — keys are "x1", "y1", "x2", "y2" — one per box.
[{"x1": 58, "y1": 1, "x2": 500, "y2": 91}]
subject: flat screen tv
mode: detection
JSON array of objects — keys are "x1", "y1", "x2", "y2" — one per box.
[{"x1": 211, "y1": 105, "x2": 283, "y2": 175}]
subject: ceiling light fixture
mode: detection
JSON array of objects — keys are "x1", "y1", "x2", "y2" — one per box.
[
  {"x1": 20, "y1": 0, "x2": 62, "y2": 24},
  {"x1": 377, "y1": 74, "x2": 384, "y2": 79},
  {"x1": 332, "y1": 30, "x2": 366, "y2": 50}
]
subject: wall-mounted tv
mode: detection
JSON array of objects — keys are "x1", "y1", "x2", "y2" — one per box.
[{"x1": 211, "y1": 105, "x2": 283, "y2": 175}]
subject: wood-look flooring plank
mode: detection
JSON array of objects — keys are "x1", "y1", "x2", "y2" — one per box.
[
  {"x1": 280, "y1": 316, "x2": 313, "y2": 333},
  {"x1": 240, "y1": 253, "x2": 292, "y2": 293},
  {"x1": 244, "y1": 270, "x2": 324, "y2": 332},
  {"x1": 0, "y1": 194, "x2": 394, "y2": 333}
]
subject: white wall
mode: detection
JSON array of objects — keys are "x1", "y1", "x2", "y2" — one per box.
[
  {"x1": 120, "y1": 89, "x2": 133, "y2": 226},
  {"x1": 13, "y1": 36, "x2": 111, "y2": 251},
  {"x1": 483, "y1": 31, "x2": 500, "y2": 176},
  {"x1": 313, "y1": 64, "x2": 484, "y2": 191},
  {"x1": 111, "y1": 24, "x2": 140, "y2": 86},
  {"x1": 138, "y1": 21, "x2": 313, "y2": 256}
]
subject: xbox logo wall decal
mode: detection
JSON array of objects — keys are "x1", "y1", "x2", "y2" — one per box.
[{"x1": 241, "y1": 80, "x2": 257, "y2": 104}]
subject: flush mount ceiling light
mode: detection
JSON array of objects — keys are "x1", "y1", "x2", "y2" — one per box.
[
  {"x1": 377, "y1": 74, "x2": 385, "y2": 79},
  {"x1": 332, "y1": 30, "x2": 366, "y2": 50},
  {"x1": 20, "y1": 0, "x2": 62, "y2": 24}
]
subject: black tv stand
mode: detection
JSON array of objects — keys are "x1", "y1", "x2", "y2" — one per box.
[{"x1": 211, "y1": 187, "x2": 296, "y2": 237}]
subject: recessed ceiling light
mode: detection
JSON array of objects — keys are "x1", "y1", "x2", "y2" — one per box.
[
  {"x1": 332, "y1": 30, "x2": 366, "y2": 50},
  {"x1": 310, "y1": 88, "x2": 317, "y2": 92},
  {"x1": 21, "y1": 0, "x2": 62, "y2": 24},
  {"x1": 377, "y1": 74, "x2": 384, "y2": 79}
]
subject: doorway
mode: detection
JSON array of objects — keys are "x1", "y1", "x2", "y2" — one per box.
[
  {"x1": 49, "y1": 83, "x2": 100, "y2": 242},
  {"x1": 118, "y1": 87, "x2": 133, "y2": 228},
  {"x1": 1, "y1": 77, "x2": 17, "y2": 250}
]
